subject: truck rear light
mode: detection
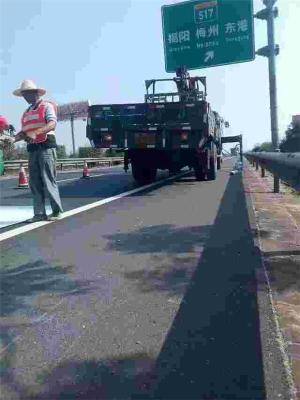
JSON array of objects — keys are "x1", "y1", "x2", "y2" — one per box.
[
  {"x1": 181, "y1": 132, "x2": 188, "y2": 141},
  {"x1": 148, "y1": 104, "x2": 165, "y2": 109}
]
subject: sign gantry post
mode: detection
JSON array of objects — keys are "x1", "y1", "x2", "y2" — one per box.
[
  {"x1": 57, "y1": 101, "x2": 89, "y2": 156},
  {"x1": 255, "y1": 0, "x2": 280, "y2": 193},
  {"x1": 70, "y1": 115, "x2": 76, "y2": 156}
]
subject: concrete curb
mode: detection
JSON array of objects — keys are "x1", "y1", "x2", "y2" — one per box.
[{"x1": 243, "y1": 165, "x2": 297, "y2": 400}]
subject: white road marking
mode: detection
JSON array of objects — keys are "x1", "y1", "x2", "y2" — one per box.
[
  {"x1": 0, "y1": 174, "x2": 118, "y2": 228},
  {"x1": 0, "y1": 206, "x2": 52, "y2": 229},
  {"x1": 0, "y1": 170, "x2": 189, "y2": 242}
]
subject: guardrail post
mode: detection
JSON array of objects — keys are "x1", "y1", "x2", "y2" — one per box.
[{"x1": 274, "y1": 173, "x2": 280, "y2": 193}]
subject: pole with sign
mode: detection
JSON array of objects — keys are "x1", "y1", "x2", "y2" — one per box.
[
  {"x1": 255, "y1": 0, "x2": 280, "y2": 193},
  {"x1": 161, "y1": 0, "x2": 255, "y2": 72},
  {"x1": 57, "y1": 101, "x2": 89, "y2": 156}
]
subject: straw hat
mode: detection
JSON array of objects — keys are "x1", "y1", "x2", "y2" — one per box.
[{"x1": 13, "y1": 79, "x2": 46, "y2": 97}]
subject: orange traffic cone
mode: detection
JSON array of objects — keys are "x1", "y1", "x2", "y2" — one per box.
[
  {"x1": 82, "y1": 160, "x2": 90, "y2": 179},
  {"x1": 18, "y1": 164, "x2": 29, "y2": 188}
]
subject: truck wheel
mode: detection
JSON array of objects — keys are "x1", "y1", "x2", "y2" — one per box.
[
  {"x1": 194, "y1": 162, "x2": 205, "y2": 181},
  {"x1": 169, "y1": 163, "x2": 181, "y2": 175},
  {"x1": 207, "y1": 157, "x2": 216, "y2": 181},
  {"x1": 146, "y1": 167, "x2": 157, "y2": 183},
  {"x1": 132, "y1": 163, "x2": 157, "y2": 185},
  {"x1": 217, "y1": 156, "x2": 221, "y2": 170}
]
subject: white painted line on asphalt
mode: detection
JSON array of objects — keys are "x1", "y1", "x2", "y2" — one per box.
[
  {"x1": 0, "y1": 206, "x2": 52, "y2": 229},
  {"x1": 0, "y1": 173, "x2": 121, "y2": 228},
  {"x1": 0, "y1": 170, "x2": 190, "y2": 242}
]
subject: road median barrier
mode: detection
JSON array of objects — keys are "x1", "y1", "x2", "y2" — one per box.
[
  {"x1": 2, "y1": 157, "x2": 124, "y2": 176},
  {"x1": 245, "y1": 152, "x2": 300, "y2": 193}
]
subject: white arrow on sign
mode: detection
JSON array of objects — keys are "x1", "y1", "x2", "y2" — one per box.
[{"x1": 204, "y1": 51, "x2": 214, "y2": 63}]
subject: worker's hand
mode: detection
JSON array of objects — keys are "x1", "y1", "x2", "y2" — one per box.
[
  {"x1": 25, "y1": 130, "x2": 37, "y2": 140},
  {"x1": 24, "y1": 136, "x2": 32, "y2": 143},
  {"x1": 13, "y1": 131, "x2": 26, "y2": 143}
]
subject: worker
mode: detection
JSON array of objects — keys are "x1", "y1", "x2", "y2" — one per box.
[{"x1": 12, "y1": 79, "x2": 63, "y2": 222}]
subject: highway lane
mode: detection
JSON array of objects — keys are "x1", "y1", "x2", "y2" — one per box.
[
  {"x1": 0, "y1": 165, "x2": 129, "y2": 208},
  {"x1": 0, "y1": 165, "x2": 170, "y2": 229},
  {"x1": 0, "y1": 158, "x2": 290, "y2": 399}
]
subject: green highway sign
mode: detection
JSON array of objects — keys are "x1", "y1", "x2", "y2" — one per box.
[{"x1": 161, "y1": 0, "x2": 255, "y2": 72}]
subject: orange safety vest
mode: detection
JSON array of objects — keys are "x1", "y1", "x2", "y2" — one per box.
[{"x1": 21, "y1": 100, "x2": 57, "y2": 144}]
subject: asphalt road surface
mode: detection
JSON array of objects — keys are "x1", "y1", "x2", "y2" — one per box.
[{"x1": 0, "y1": 159, "x2": 290, "y2": 399}]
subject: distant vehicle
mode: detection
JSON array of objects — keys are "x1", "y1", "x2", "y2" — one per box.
[
  {"x1": 235, "y1": 161, "x2": 244, "y2": 171},
  {"x1": 87, "y1": 66, "x2": 225, "y2": 185}
]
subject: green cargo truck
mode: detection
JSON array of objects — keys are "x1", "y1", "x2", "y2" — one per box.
[{"x1": 87, "y1": 66, "x2": 225, "y2": 185}]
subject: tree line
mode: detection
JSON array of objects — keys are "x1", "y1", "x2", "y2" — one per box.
[{"x1": 252, "y1": 120, "x2": 300, "y2": 152}]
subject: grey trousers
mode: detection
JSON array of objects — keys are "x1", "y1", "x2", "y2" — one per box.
[{"x1": 28, "y1": 148, "x2": 63, "y2": 216}]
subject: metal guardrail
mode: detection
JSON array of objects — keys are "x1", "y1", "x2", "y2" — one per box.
[
  {"x1": 245, "y1": 152, "x2": 300, "y2": 191},
  {"x1": 3, "y1": 157, "x2": 124, "y2": 172}
]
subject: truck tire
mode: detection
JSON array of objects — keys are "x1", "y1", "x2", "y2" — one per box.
[
  {"x1": 194, "y1": 162, "x2": 206, "y2": 181},
  {"x1": 217, "y1": 156, "x2": 221, "y2": 170},
  {"x1": 207, "y1": 157, "x2": 216, "y2": 180},
  {"x1": 169, "y1": 163, "x2": 181, "y2": 175},
  {"x1": 132, "y1": 163, "x2": 157, "y2": 185}
]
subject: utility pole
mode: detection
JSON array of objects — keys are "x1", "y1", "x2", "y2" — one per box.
[
  {"x1": 239, "y1": 135, "x2": 243, "y2": 163},
  {"x1": 70, "y1": 114, "x2": 76, "y2": 156},
  {"x1": 255, "y1": 0, "x2": 280, "y2": 193}
]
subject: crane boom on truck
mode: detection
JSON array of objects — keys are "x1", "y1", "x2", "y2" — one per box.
[{"x1": 87, "y1": 66, "x2": 225, "y2": 184}]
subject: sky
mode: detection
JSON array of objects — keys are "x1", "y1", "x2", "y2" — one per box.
[{"x1": 1, "y1": 0, "x2": 299, "y2": 154}]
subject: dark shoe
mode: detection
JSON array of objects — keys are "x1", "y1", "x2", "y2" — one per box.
[
  {"x1": 48, "y1": 212, "x2": 63, "y2": 221},
  {"x1": 27, "y1": 214, "x2": 48, "y2": 223}
]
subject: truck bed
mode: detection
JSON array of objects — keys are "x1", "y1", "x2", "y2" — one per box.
[{"x1": 87, "y1": 101, "x2": 208, "y2": 149}]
